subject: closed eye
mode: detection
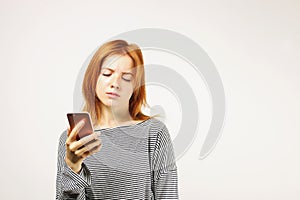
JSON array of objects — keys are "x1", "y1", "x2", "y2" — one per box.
[
  {"x1": 122, "y1": 74, "x2": 133, "y2": 82},
  {"x1": 122, "y1": 77, "x2": 131, "y2": 82}
]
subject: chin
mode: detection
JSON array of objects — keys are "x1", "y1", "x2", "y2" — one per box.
[{"x1": 104, "y1": 100, "x2": 121, "y2": 107}]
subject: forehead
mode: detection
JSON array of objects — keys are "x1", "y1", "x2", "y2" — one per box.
[{"x1": 102, "y1": 54, "x2": 134, "y2": 71}]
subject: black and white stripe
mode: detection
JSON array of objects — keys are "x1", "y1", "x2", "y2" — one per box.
[{"x1": 56, "y1": 118, "x2": 178, "y2": 199}]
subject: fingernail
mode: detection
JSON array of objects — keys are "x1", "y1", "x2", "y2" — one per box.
[{"x1": 79, "y1": 120, "x2": 85, "y2": 127}]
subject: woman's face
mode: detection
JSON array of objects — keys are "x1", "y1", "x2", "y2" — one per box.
[{"x1": 96, "y1": 54, "x2": 136, "y2": 109}]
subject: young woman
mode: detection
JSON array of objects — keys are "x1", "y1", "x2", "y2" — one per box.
[{"x1": 56, "y1": 40, "x2": 178, "y2": 199}]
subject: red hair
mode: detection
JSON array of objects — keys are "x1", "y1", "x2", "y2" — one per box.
[{"x1": 82, "y1": 40, "x2": 150, "y2": 125}]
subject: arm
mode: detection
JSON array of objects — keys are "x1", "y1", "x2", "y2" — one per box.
[
  {"x1": 56, "y1": 119, "x2": 101, "y2": 199},
  {"x1": 55, "y1": 130, "x2": 91, "y2": 200},
  {"x1": 151, "y1": 124, "x2": 179, "y2": 200}
]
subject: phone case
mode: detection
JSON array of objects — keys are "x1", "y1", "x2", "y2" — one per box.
[{"x1": 67, "y1": 112, "x2": 94, "y2": 140}]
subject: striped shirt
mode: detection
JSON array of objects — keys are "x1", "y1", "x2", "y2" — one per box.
[{"x1": 56, "y1": 118, "x2": 178, "y2": 199}]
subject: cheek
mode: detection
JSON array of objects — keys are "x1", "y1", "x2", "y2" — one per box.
[
  {"x1": 124, "y1": 84, "x2": 134, "y2": 98},
  {"x1": 96, "y1": 78, "x2": 105, "y2": 97},
  {"x1": 96, "y1": 76, "x2": 110, "y2": 88}
]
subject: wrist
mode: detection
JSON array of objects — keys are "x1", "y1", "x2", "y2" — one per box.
[{"x1": 65, "y1": 158, "x2": 82, "y2": 173}]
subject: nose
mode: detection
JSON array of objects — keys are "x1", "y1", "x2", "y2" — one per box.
[{"x1": 110, "y1": 74, "x2": 120, "y2": 90}]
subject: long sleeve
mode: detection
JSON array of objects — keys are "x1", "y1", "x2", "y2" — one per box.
[
  {"x1": 56, "y1": 130, "x2": 91, "y2": 200},
  {"x1": 151, "y1": 124, "x2": 179, "y2": 200}
]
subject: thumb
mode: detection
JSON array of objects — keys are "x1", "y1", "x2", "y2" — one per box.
[{"x1": 67, "y1": 126, "x2": 71, "y2": 137}]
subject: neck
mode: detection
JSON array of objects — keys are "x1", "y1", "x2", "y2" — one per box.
[{"x1": 97, "y1": 104, "x2": 133, "y2": 128}]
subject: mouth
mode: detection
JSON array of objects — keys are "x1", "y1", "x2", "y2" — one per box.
[{"x1": 106, "y1": 92, "x2": 120, "y2": 98}]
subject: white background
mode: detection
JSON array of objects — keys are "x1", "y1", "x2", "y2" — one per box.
[{"x1": 1, "y1": 0, "x2": 299, "y2": 199}]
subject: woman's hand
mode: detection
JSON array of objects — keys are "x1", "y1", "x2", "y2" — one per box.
[{"x1": 65, "y1": 120, "x2": 102, "y2": 173}]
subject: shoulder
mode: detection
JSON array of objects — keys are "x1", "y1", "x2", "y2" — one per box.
[
  {"x1": 148, "y1": 117, "x2": 172, "y2": 144},
  {"x1": 147, "y1": 117, "x2": 168, "y2": 131},
  {"x1": 56, "y1": 129, "x2": 69, "y2": 156},
  {"x1": 148, "y1": 118, "x2": 176, "y2": 167},
  {"x1": 58, "y1": 129, "x2": 68, "y2": 147}
]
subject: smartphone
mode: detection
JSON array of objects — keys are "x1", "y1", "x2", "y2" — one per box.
[{"x1": 67, "y1": 112, "x2": 94, "y2": 140}]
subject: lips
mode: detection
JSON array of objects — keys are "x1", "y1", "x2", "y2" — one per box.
[{"x1": 106, "y1": 92, "x2": 120, "y2": 97}]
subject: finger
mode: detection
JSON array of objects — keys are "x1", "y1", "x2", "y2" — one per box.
[
  {"x1": 69, "y1": 133, "x2": 100, "y2": 152},
  {"x1": 67, "y1": 126, "x2": 71, "y2": 137},
  {"x1": 82, "y1": 144, "x2": 102, "y2": 159},
  {"x1": 66, "y1": 120, "x2": 85, "y2": 145},
  {"x1": 76, "y1": 132, "x2": 100, "y2": 147},
  {"x1": 75, "y1": 139, "x2": 102, "y2": 157},
  {"x1": 91, "y1": 143, "x2": 102, "y2": 154},
  {"x1": 96, "y1": 131, "x2": 101, "y2": 137}
]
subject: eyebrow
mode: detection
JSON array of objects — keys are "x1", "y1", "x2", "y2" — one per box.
[{"x1": 101, "y1": 67, "x2": 135, "y2": 75}]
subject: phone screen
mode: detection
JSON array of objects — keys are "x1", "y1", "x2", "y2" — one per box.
[{"x1": 67, "y1": 112, "x2": 94, "y2": 140}]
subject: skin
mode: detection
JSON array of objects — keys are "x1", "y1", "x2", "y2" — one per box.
[
  {"x1": 65, "y1": 54, "x2": 140, "y2": 173},
  {"x1": 96, "y1": 54, "x2": 137, "y2": 128},
  {"x1": 65, "y1": 121, "x2": 101, "y2": 173}
]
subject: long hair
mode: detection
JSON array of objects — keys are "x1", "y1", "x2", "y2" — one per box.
[{"x1": 82, "y1": 40, "x2": 150, "y2": 125}]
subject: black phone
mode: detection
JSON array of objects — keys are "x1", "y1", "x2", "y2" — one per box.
[{"x1": 67, "y1": 112, "x2": 94, "y2": 140}]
